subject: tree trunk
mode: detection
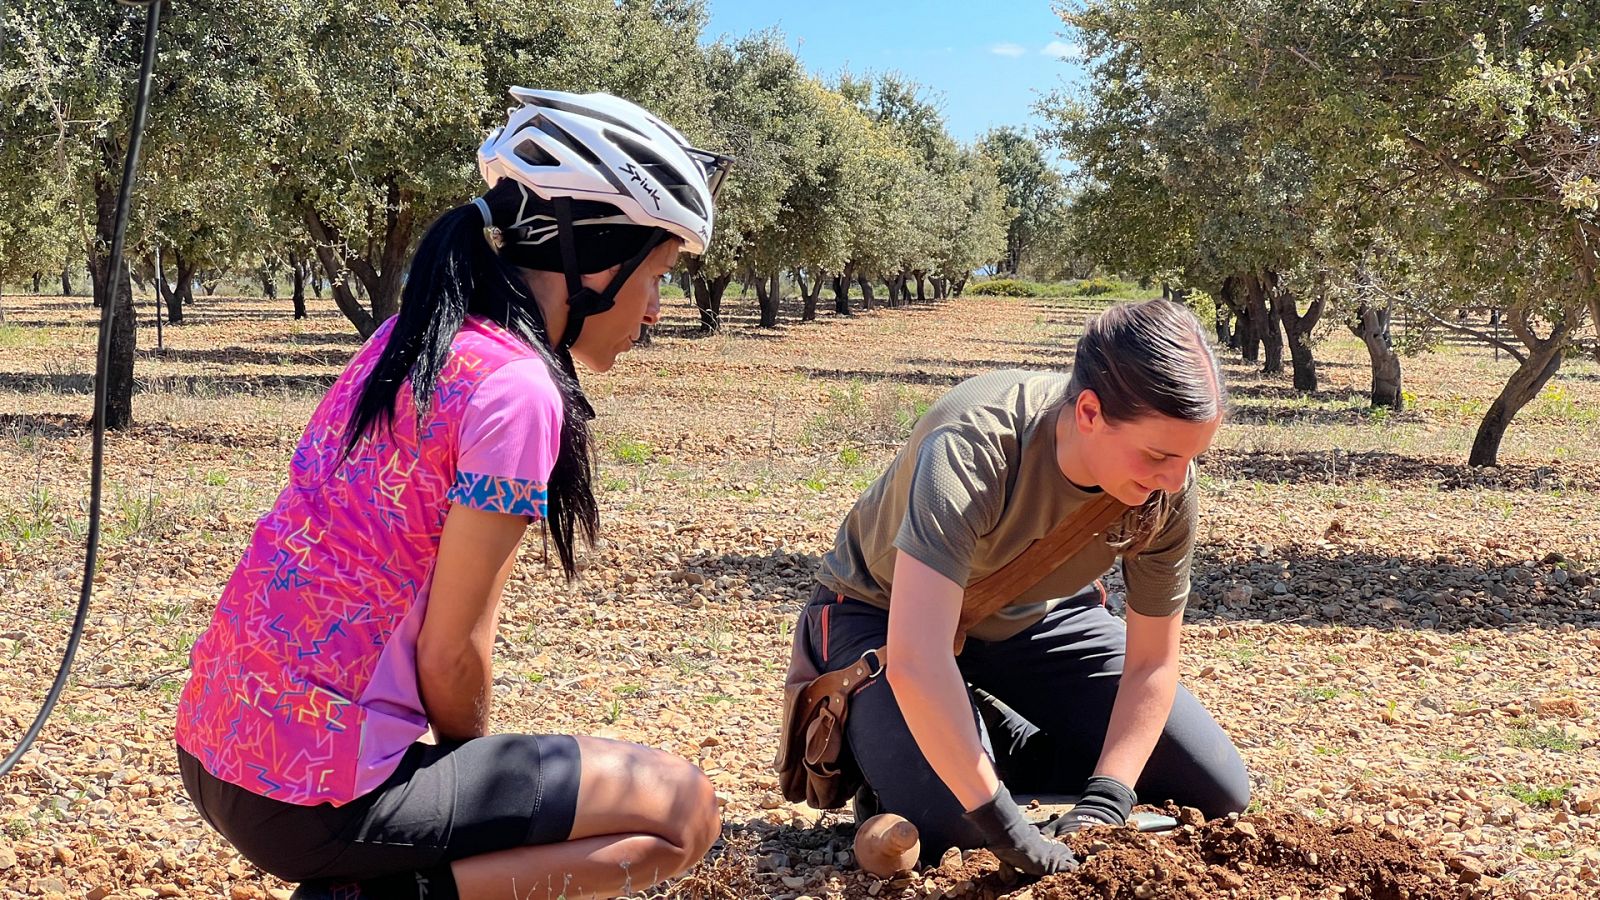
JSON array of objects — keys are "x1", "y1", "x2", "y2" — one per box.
[
  {"x1": 1468, "y1": 307, "x2": 1577, "y2": 467},
  {"x1": 798, "y1": 270, "x2": 820, "y2": 322},
  {"x1": 90, "y1": 172, "x2": 136, "y2": 431},
  {"x1": 163, "y1": 248, "x2": 195, "y2": 325},
  {"x1": 61, "y1": 268, "x2": 72, "y2": 297},
  {"x1": 914, "y1": 272, "x2": 927, "y2": 302},
  {"x1": 1223, "y1": 276, "x2": 1257, "y2": 362},
  {"x1": 832, "y1": 274, "x2": 851, "y2": 316},
  {"x1": 32, "y1": 271, "x2": 43, "y2": 294},
  {"x1": 90, "y1": 254, "x2": 106, "y2": 308},
  {"x1": 291, "y1": 251, "x2": 308, "y2": 319},
  {"x1": 171, "y1": 250, "x2": 190, "y2": 324},
  {"x1": 305, "y1": 210, "x2": 376, "y2": 337},
  {"x1": 954, "y1": 275, "x2": 968, "y2": 297},
  {"x1": 1271, "y1": 274, "x2": 1323, "y2": 392},
  {"x1": 1214, "y1": 301, "x2": 1234, "y2": 348},
  {"x1": 1244, "y1": 273, "x2": 1283, "y2": 374},
  {"x1": 857, "y1": 275, "x2": 875, "y2": 310},
  {"x1": 299, "y1": 176, "x2": 414, "y2": 337},
  {"x1": 260, "y1": 266, "x2": 277, "y2": 299},
  {"x1": 1349, "y1": 302, "x2": 1403, "y2": 409},
  {"x1": 688, "y1": 259, "x2": 732, "y2": 332},
  {"x1": 754, "y1": 273, "x2": 781, "y2": 328},
  {"x1": 154, "y1": 248, "x2": 173, "y2": 321}
]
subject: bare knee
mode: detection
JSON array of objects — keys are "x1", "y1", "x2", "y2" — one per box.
[{"x1": 664, "y1": 763, "x2": 720, "y2": 869}]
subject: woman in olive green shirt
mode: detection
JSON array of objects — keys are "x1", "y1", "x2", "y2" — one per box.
[{"x1": 803, "y1": 299, "x2": 1247, "y2": 874}]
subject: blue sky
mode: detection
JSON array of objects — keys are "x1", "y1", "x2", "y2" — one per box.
[{"x1": 701, "y1": 0, "x2": 1089, "y2": 146}]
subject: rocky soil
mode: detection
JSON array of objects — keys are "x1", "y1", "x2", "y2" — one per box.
[{"x1": 0, "y1": 292, "x2": 1595, "y2": 899}]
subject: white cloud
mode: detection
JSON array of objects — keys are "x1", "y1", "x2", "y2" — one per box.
[
  {"x1": 989, "y1": 42, "x2": 1027, "y2": 58},
  {"x1": 1042, "y1": 40, "x2": 1085, "y2": 61}
]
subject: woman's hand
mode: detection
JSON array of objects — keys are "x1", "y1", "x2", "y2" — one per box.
[
  {"x1": 1038, "y1": 775, "x2": 1137, "y2": 836},
  {"x1": 885, "y1": 552, "x2": 1001, "y2": 812},
  {"x1": 964, "y1": 783, "x2": 1079, "y2": 875},
  {"x1": 416, "y1": 504, "x2": 528, "y2": 741}
]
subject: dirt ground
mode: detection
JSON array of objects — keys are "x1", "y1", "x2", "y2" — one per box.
[{"x1": 0, "y1": 290, "x2": 1596, "y2": 899}]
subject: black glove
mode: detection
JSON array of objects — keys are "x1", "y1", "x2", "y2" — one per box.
[
  {"x1": 1039, "y1": 775, "x2": 1137, "y2": 838},
  {"x1": 963, "y1": 783, "x2": 1079, "y2": 876}
]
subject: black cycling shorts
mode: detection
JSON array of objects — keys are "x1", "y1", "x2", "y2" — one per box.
[{"x1": 177, "y1": 734, "x2": 582, "y2": 883}]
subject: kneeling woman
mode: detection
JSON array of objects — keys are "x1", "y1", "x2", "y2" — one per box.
[
  {"x1": 175, "y1": 91, "x2": 731, "y2": 900},
  {"x1": 802, "y1": 299, "x2": 1248, "y2": 874}
]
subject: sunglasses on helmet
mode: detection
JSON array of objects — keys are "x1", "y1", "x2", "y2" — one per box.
[{"x1": 685, "y1": 148, "x2": 734, "y2": 201}]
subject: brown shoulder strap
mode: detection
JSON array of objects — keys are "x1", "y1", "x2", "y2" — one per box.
[{"x1": 954, "y1": 492, "x2": 1128, "y2": 653}]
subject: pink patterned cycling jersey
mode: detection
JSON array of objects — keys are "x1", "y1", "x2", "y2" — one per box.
[{"x1": 175, "y1": 315, "x2": 563, "y2": 806}]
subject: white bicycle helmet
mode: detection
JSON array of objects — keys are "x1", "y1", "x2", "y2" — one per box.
[{"x1": 478, "y1": 88, "x2": 729, "y2": 254}]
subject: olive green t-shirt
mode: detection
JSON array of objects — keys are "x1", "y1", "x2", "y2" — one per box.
[{"x1": 816, "y1": 369, "x2": 1197, "y2": 642}]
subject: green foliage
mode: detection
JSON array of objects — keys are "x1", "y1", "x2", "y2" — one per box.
[
  {"x1": 1072, "y1": 277, "x2": 1118, "y2": 297},
  {"x1": 1055, "y1": 0, "x2": 1600, "y2": 464},
  {"x1": 969, "y1": 278, "x2": 1045, "y2": 297},
  {"x1": 1504, "y1": 783, "x2": 1571, "y2": 809},
  {"x1": 1506, "y1": 724, "x2": 1580, "y2": 753},
  {"x1": 2, "y1": 0, "x2": 1025, "y2": 342},
  {"x1": 978, "y1": 127, "x2": 1073, "y2": 277},
  {"x1": 612, "y1": 439, "x2": 655, "y2": 465}
]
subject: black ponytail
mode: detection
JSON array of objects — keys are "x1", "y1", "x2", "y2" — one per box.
[{"x1": 343, "y1": 182, "x2": 599, "y2": 579}]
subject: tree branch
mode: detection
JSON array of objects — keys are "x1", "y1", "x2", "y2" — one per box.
[
  {"x1": 1399, "y1": 132, "x2": 1504, "y2": 197},
  {"x1": 1418, "y1": 305, "x2": 1527, "y2": 363}
]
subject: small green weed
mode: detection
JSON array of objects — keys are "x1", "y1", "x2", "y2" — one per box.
[
  {"x1": 1504, "y1": 783, "x2": 1571, "y2": 808},
  {"x1": 1506, "y1": 725, "x2": 1580, "y2": 753},
  {"x1": 1295, "y1": 685, "x2": 1342, "y2": 702},
  {"x1": 613, "y1": 439, "x2": 654, "y2": 465}
]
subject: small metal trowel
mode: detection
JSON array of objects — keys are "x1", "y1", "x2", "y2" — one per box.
[{"x1": 1016, "y1": 793, "x2": 1180, "y2": 833}]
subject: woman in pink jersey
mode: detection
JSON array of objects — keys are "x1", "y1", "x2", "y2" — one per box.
[{"x1": 175, "y1": 90, "x2": 732, "y2": 900}]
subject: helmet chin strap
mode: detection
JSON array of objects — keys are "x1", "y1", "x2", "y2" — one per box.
[
  {"x1": 548, "y1": 197, "x2": 668, "y2": 420},
  {"x1": 551, "y1": 196, "x2": 668, "y2": 355}
]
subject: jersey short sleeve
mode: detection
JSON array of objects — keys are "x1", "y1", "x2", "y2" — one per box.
[
  {"x1": 1122, "y1": 474, "x2": 1199, "y2": 617},
  {"x1": 892, "y1": 427, "x2": 1007, "y2": 587},
  {"x1": 447, "y1": 357, "x2": 563, "y2": 520}
]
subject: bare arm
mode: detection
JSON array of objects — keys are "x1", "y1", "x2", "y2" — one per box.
[
  {"x1": 884, "y1": 551, "x2": 1000, "y2": 812},
  {"x1": 1094, "y1": 606, "x2": 1182, "y2": 785},
  {"x1": 416, "y1": 504, "x2": 528, "y2": 741}
]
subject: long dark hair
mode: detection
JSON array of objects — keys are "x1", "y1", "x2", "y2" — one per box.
[
  {"x1": 341, "y1": 183, "x2": 605, "y2": 578},
  {"x1": 1066, "y1": 298, "x2": 1225, "y2": 551}
]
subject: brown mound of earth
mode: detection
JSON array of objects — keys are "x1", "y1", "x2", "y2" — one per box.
[{"x1": 676, "y1": 809, "x2": 1502, "y2": 900}]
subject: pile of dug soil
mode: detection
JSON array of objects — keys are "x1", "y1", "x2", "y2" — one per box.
[{"x1": 676, "y1": 809, "x2": 1498, "y2": 900}]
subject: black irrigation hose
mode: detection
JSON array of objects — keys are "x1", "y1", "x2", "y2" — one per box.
[{"x1": 0, "y1": 0, "x2": 163, "y2": 781}]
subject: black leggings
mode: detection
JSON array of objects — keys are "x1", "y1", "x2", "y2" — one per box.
[
  {"x1": 178, "y1": 734, "x2": 581, "y2": 883},
  {"x1": 801, "y1": 583, "x2": 1250, "y2": 862}
]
